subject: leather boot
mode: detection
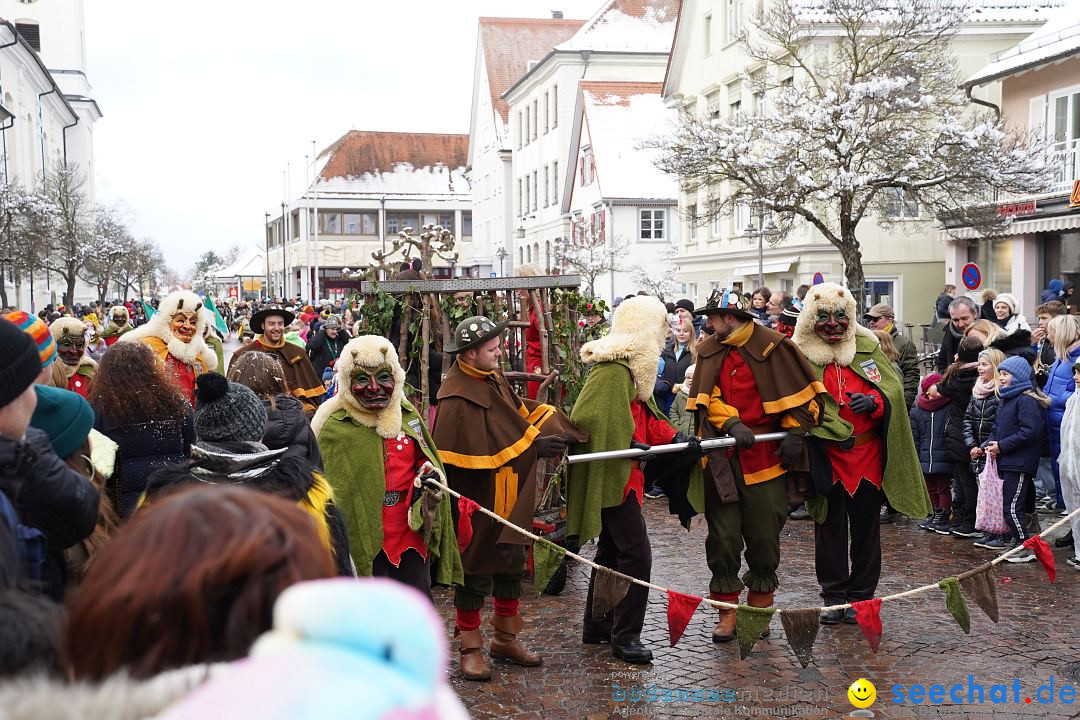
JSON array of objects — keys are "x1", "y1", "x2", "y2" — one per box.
[
  {"x1": 489, "y1": 614, "x2": 542, "y2": 667},
  {"x1": 746, "y1": 590, "x2": 773, "y2": 638},
  {"x1": 456, "y1": 628, "x2": 491, "y2": 681},
  {"x1": 710, "y1": 591, "x2": 739, "y2": 643}
]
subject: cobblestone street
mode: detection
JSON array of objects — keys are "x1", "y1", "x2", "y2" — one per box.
[{"x1": 436, "y1": 501, "x2": 1080, "y2": 719}]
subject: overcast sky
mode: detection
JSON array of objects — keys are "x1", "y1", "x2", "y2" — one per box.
[{"x1": 86, "y1": 0, "x2": 601, "y2": 273}]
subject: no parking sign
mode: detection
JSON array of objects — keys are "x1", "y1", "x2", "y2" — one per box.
[
  {"x1": 812, "y1": 272, "x2": 824, "y2": 285},
  {"x1": 961, "y1": 263, "x2": 981, "y2": 291}
]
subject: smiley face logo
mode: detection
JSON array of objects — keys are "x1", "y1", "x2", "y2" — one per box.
[{"x1": 848, "y1": 678, "x2": 876, "y2": 709}]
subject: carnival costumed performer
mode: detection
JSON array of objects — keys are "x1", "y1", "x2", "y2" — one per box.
[
  {"x1": 791, "y1": 283, "x2": 931, "y2": 624},
  {"x1": 684, "y1": 288, "x2": 827, "y2": 643},
  {"x1": 568, "y1": 296, "x2": 703, "y2": 664},
  {"x1": 119, "y1": 290, "x2": 217, "y2": 406},
  {"x1": 100, "y1": 305, "x2": 134, "y2": 347},
  {"x1": 433, "y1": 315, "x2": 587, "y2": 681},
  {"x1": 49, "y1": 317, "x2": 96, "y2": 398},
  {"x1": 231, "y1": 306, "x2": 325, "y2": 413},
  {"x1": 312, "y1": 335, "x2": 463, "y2": 599}
]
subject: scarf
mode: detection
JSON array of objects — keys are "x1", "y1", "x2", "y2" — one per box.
[
  {"x1": 255, "y1": 334, "x2": 286, "y2": 350},
  {"x1": 916, "y1": 392, "x2": 950, "y2": 412},
  {"x1": 720, "y1": 320, "x2": 754, "y2": 348},
  {"x1": 997, "y1": 378, "x2": 1033, "y2": 399},
  {"x1": 971, "y1": 378, "x2": 996, "y2": 399}
]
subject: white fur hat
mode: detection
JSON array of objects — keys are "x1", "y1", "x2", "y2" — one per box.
[
  {"x1": 994, "y1": 293, "x2": 1018, "y2": 315},
  {"x1": 49, "y1": 317, "x2": 87, "y2": 342}
]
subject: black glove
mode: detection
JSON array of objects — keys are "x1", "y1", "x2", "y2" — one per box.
[
  {"x1": 775, "y1": 433, "x2": 804, "y2": 470},
  {"x1": 417, "y1": 469, "x2": 442, "y2": 492},
  {"x1": 533, "y1": 433, "x2": 570, "y2": 458},
  {"x1": 838, "y1": 436, "x2": 856, "y2": 451},
  {"x1": 727, "y1": 421, "x2": 756, "y2": 450},
  {"x1": 630, "y1": 441, "x2": 657, "y2": 463},
  {"x1": 845, "y1": 392, "x2": 877, "y2": 415},
  {"x1": 672, "y1": 432, "x2": 703, "y2": 459}
]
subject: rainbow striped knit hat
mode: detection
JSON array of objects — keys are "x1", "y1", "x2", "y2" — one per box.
[{"x1": 2, "y1": 310, "x2": 57, "y2": 368}]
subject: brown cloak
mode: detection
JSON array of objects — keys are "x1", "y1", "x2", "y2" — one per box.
[
  {"x1": 230, "y1": 338, "x2": 327, "y2": 410},
  {"x1": 433, "y1": 360, "x2": 587, "y2": 575},
  {"x1": 687, "y1": 323, "x2": 826, "y2": 504}
]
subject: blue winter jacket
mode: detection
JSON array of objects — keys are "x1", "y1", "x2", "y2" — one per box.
[
  {"x1": 1044, "y1": 344, "x2": 1080, "y2": 432},
  {"x1": 990, "y1": 391, "x2": 1048, "y2": 475},
  {"x1": 909, "y1": 405, "x2": 950, "y2": 475}
]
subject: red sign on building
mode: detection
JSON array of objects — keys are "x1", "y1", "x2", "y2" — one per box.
[{"x1": 996, "y1": 200, "x2": 1037, "y2": 218}]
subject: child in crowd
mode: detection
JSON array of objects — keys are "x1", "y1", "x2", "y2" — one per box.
[
  {"x1": 911, "y1": 374, "x2": 951, "y2": 532},
  {"x1": 667, "y1": 364, "x2": 696, "y2": 437},
  {"x1": 938, "y1": 337, "x2": 984, "y2": 538},
  {"x1": 985, "y1": 356, "x2": 1050, "y2": 563},
  {"x1": 964, "y1": 348, "x2": 1007, "y2": 549},
  {"x1": 1056, "y1": 359, "x2": 1080, "y2": 570}
]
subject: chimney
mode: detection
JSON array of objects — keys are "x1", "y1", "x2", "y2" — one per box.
[{"x1": 551, "y1": 10, "x2": 564, "y2": 18}]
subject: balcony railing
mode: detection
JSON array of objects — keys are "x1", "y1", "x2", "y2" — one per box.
[{"x1": 1052, "y1": 138, "x2": 1080, "y2": 194}]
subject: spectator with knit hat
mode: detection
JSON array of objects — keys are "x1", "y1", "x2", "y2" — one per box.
[{"x1": 2, "y1": 311, "x2": 57, "y2": 385}]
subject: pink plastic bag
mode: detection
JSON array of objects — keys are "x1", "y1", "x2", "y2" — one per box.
[{"x1": 975, "y1": 454, "x2": 1009, "y2": 534}]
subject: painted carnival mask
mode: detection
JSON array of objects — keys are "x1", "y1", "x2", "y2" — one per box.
[
  {"x1": 351, "y1": 364, "x2": 396, "y2": 411},
  {"x1": 170, "y1": 311, "x2": 198, "y2": 343},
  {"x1": 57, "y1": 335, "x2": 86, "y2": 366},
  {"x1": 814, "y1": 309, "x2": 849, "y2": 344}
]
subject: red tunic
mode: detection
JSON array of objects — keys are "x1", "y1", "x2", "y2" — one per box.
[
  {"x1": 381, "y1": 434, "x2": 427, "y2": 565},
  {"x1": 821, "y1": 362, "x2": 885, "y2": 495},
  {"x1": 164, "y1": 354, "x2": 198, "y2": 407},
  {"x1": 525, "y1": 310, "x2": 543, "y2": 400},
  {"x1": 627, "y1": 400, "x2": 677, "y2": 503},
  {"x1": 104, "y1": 335, "x2": 121, "y2": 347},
  {"x1": 66, "y1": 372, "x2": 90, "y2": 398},
  {"x1": 717, "y1": 350, "x2": 782, "y2": 483}
]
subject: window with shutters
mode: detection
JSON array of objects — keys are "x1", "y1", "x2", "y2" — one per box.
[
  {"x1": 582, "y1": 147, "x2": 594, "y2": 185},
  {"x1": 15, "y1": 22, "x2": 40, "y2": 51}
]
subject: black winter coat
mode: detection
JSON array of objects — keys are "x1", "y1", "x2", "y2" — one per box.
[
  {"x1": 0, "y1": 428, "x2": 99, "y2": 599},
  {"x1": 909, "y1": 405, "x2": 950, "y2": 475},
  {"x1": 654, "y1": 343, "x2": 695, "y2": 414},
  {"x1": 94, "y1": 409, "x2": 195, "y2": 518},
  {"x1": 262, "y1": 394, "x2": 323, "y2": 471},
  {"x1": 963, "y1": 392, "x2": 999, "y2": 475},
  {"x1": 305, "y1": 329, "x2": 351, "y2": 378},
  {"x1": 936, "y1": 323, "x2": 964, "y2": 373},
  {"x1": 939, "y1": 366, "x2": 978, "y2": 463},
  {"x1": 144, "y1": 441, "x2": 352, "y2": 577}
]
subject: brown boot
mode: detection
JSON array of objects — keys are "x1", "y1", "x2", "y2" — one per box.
[
  {"x1": 713, "y1": 608, "x2": 737, "y2": 643},
  {"x1": 489, "y1": 614, "x2": 543, "y2": 667},
  {"x1": 746, "y1": 590, "x2": 774, "y2": 638},
  {"x1": 456, "y1": 628, "x2": 491, "y2": 681}
]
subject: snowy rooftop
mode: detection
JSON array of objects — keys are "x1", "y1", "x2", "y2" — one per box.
[
  {"x1": 315, "y1": 131, "x2": 469, "y2": 197},
  {"x1": 214, "y1": 247, "x2": 266, "y2": 280},
  {"x1": 795, "y1": 0, "x2": 1065, "y2": 24},
  {"x1": 581, "y1": 82, "x2": 678, "y2": 201},
  {"x1": 555, "y1": 0, "x2": 678, "y2": 52},
  {"x1": 478, "y1": 17, "x2": 584, "y2": 124},
  {"x1": 965, "y1": 0, "x2": 1080, "y2": 85}
]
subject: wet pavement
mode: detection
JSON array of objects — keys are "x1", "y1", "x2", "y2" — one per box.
[{"x1": 435, "y1": 501, "x2": 1080, "y2": 719}]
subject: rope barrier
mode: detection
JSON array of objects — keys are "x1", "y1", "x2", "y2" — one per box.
[{"x1": 424, "y1": 474, "x2": 1079, "y2": 615}]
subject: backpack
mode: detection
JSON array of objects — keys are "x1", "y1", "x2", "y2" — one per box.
[{"x1": 0, "y1": 490, "x2": 46, "y2": 585}]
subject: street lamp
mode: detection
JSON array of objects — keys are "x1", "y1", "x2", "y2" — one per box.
[
  {"x1": 744, "y1": 203, "x2": 778, "y2": 289},
  {"x1": 264, "y1": 211, "x2": 272, "y2": 301},
  {"x1": 281, "y1": 202, "x2": 288, "y2": 300},
  {"x1": 495, "y1": 246, "x2": 507, "y2": 277}
]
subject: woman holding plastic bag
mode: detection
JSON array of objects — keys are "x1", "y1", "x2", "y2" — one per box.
[{"x1": 966, "y1": 348, "x2": 1008, "y2": 549}]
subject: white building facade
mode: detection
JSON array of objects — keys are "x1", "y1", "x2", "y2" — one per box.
[
  {"x1": 561, "y1": 81, "x2": 678, "y2": 301},
  {"x1": 265, "y1": 131, "x2": 472, "y2": 302},
  {"x1": 0, "y1": 0, "x2": 102, "y2": 309},
  {"x1": 501, "y1": 0, "x2": 678, "y2": 275},
  {"x1": 662, "y1": 0, "x2": 1063, "y2": 324},
  {"x1": 467, "y1": 16, "x2": 583, "y2": 277}
]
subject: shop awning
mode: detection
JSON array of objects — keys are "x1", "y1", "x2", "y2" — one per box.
[
  {"x1": 731, "y1": 257, "x2": 798, "y2": 277},
  {"x1": 943, "y1": 212, "x2": 1080, "y2": 240}
]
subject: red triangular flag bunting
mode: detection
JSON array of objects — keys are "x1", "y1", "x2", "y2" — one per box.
[
  {"x1": 1022, "y1": 536, "x2": 1056, "y2": 583},
  {"x1": 850, "y1": 599, "x2": 883, "y2": 652},
  {"x1": 457, "y1": 496, "x2": 480, "y2": 553},
  {"x1": 666, "y1": 590, "x2": 702, "y2": 647}
]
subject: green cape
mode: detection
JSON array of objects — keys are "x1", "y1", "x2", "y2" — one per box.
[
  {"x1": 567, "y1": 360, "x2": 702, "y2": 545},
  {"x1": 806, "y1": 333, "x2": 932, "y2": 522},
  {"x1": 317, "y1": 400, "x2": 463, "y2": 586}
]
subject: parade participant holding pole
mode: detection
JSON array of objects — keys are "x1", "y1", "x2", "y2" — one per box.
[
  {"x1": 312, "y1": 335, "x2": 462, "y2": 599},
  {"x1": 685, "y1": 288, "x2": 827, "y2": 643},
  {"x1": 791, "y1": 283, "x2": 931, "y2": 624},
  {"x1": 433, "y1": 315, "x2": 586, "y2": 681},
  {"x1": 48, "y1": 318, "x2": 96, "y2": 398},
  {"x1": 568, "y1": 296, "x2": 702, "y2": 664},
  {"x1": 119, "y1": 290, "x2": 217, "y2": 407},
  {"x1": 99, "y1": 305, "x2": 133, "y2": 347},
  {"x1": 230, "y1": 306, "x2": 326, "y2": 413}
]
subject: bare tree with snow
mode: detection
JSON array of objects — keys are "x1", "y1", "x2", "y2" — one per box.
[
  {"x1": 630, "y1": 239, "x2": 679, "y2": 300},
  {"x1": 563, "y1": 216, "x2": 628, "y2": 299},
  {"x1": 654, "y1": 0, "x2": 1056, "y2": 307}
]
